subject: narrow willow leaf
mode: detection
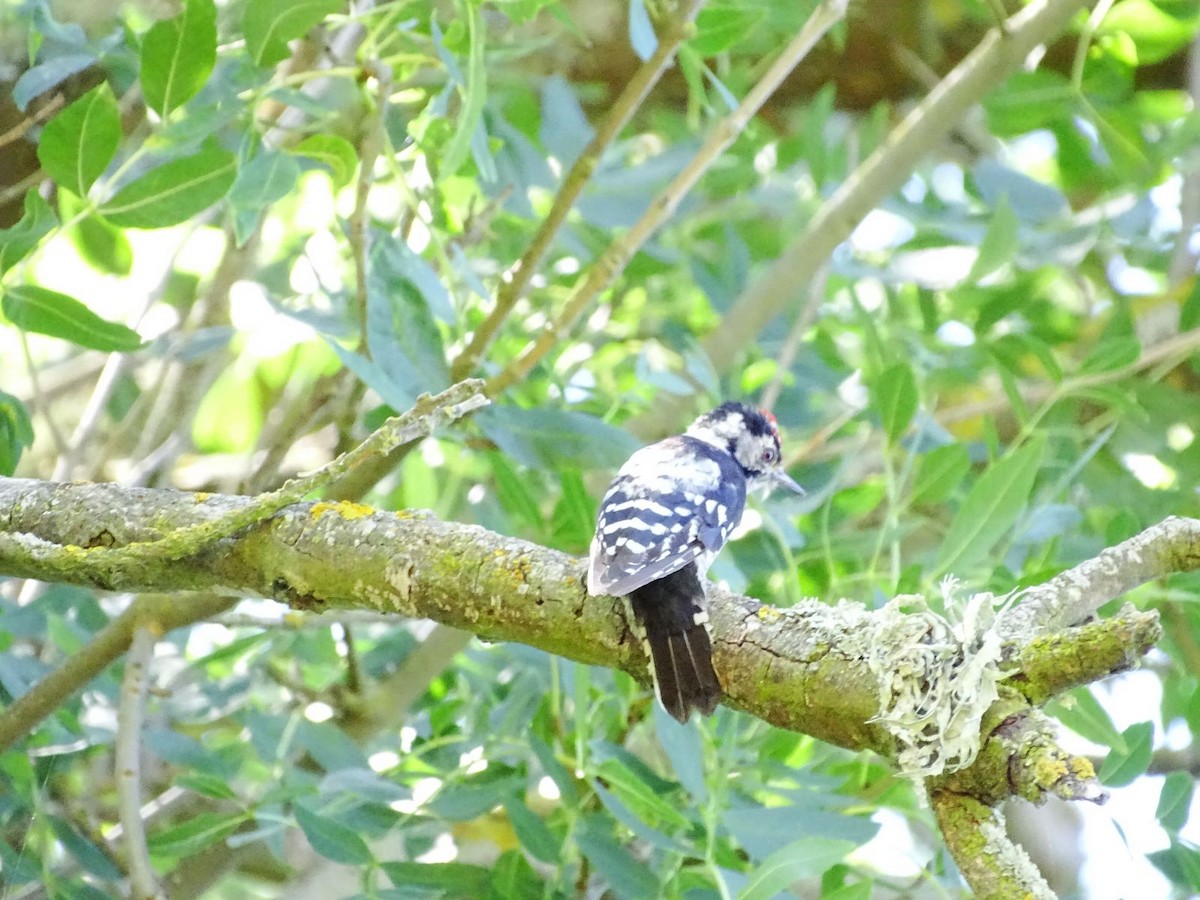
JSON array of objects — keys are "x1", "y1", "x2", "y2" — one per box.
[
  {"x1": 934, "y1": 435, "x2": 1045, "y2": 576},
  {"x1": 0, "y1": 389, "x2": 34, "y2": 476},
  {"x1": 1099, "y1": 721, "x2": 1154, "y2": 787},
  {"x1": 2, "y1": 285, "x2": 143, "y2": 352},
  {"x1": 871, "y1": 361, "x2": 917, "y2": 444},
  {"x1": 37, "y1": 83, "x2": 120, "y2": 196},
  {"x1": 243, "y1": 0, "x2": 342, "y2": 68},
  {"x1": 968, "y1": 194, "x2": 1019, "y2": 281},
  {"x1": 100, "y1": 146, "x2": 236, "y2": 228},
  {"x1": 910, "y1": 443, "x2": 970, "y2": 504},
  {"x1": 738, "y1": 837, "x2": 854, "y2": 900},
  {"x1": 0, "y1": 192, "x2": 56, "y2": 275},
  {"x1": 293, "y1": 804, "x2": 373, "y2": 865},
  {"x1": 290, "y1": 133, "x2": 356, "y2": 187},
  {"x1": 141, "y1": 0, "x2": 218, "y2": 117}
]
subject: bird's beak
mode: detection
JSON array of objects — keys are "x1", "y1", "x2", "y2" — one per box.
[{"x1": 770, "y1": 468, "x2": 805, "y2": 495}]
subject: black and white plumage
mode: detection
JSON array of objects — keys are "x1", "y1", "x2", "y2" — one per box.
[{"x1": 587, "y1": 402, "x2": 804, "y2": 723}]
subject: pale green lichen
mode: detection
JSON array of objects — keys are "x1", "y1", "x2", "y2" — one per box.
[{"x1": 867, "y1": 578, "x2": 1011, "y2": 789}]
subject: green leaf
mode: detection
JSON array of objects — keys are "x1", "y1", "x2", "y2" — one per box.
[
  {"x1": 290, "y1": 133, "x2": 357, "y2": 187},
  {"x1": 294, "y1": 803, "x2": 374, "y2": 865},
  {"x1": 228, "y1": 149, "x2": 300, "y2": 244},
  {"x1": 148, "y1": 811, "x2": 246, "y2": 858},
  {"x1": 426, "y1": 770, "x2": 523, "y2": 821},
  {"x1": 1079, "y1": 336, "x2": 1141, "y2": 374},
  {"x1": 382, "y1": 861, "x2": 491, "y2": 893},
  {"x1": 48, "y1": 815, "x2": 123, "y2": 881},
  {"x1": 1098, "y1": 0, "x2": 1198, "y2": 65},
  {"x1": 2, "y1": 285, "x2": 143, "y2": 352},
  {"x1": 0, "y1": 192, "x2": 57, "y2": 275},
  {"x1": 59, "y1": 190, "x2": 132, "y2": 275},
  {"x1": 576, "y1": 813, "x2": 660, "y2": 900},
  {"x1": 175, "y1": 772, "x2": 238, "y2": 801},
  {"x1": 0, "y1": 390, "x2": 32, "y2": 476},
  {"x1": 503, "y1": 798, "x2": 561, "y2": 863},
  {"x1": 1157, "y1": 771, "x2": 1194, "y2": 831},
  {"x1": 1048, "y1": 688, "x2": 1124, "y2": 747},
  {"x1": 140, "y1": 0, "x2": 217, "y2": 117},
  {"x1": 738, "y1": 837, "x2": 855, "y2": 900},
  {"x1": 693, "y1": 6, "x2": 764, "y2": 55},
  {"x1": 244, "y1": 0, "x2": 343, "y2": 68},
  {"x1": 593, "y1": 757, "x2": 690, "y2": 830},
  {"x1": 870, "y1": 361, "x2": 917, "y2": 444},
  {"x1": 100, "y1": 145, "x2": 236, "y2": 228},
  {"x1": 37, "y1": 83, "x2": 120, "y2": 196},
  {"x1": 934, "y1": 436, "x2": 1045, "y2": 576},
  {"x1": 1099, "y1": 721, "x2": 1154, "y2": 787},
  {"x1": 984, "y1": 70, "x2": 1076, "y2": 136},
  {"x1": 910, "y1": 443, "x2": 970, "y2": 505},
  {"x1": 478, "y1": 406, "x2": 640, "y2": 470},
  {"x1": 968, "y1": 195, "x2": 1020, "y2": 281},
  {"x1": 489, "y1": 849, "x2": 544, "y2": 900}
]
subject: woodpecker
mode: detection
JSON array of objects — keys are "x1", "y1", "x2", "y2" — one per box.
[{"x1": 587, "y1": 402, "x2": 804, "y2": 723}]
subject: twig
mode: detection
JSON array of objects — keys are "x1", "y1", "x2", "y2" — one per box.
[
  {"x1": 0, "y1": 593, "x2": 234, "y2": 751},
  {"x1": 1169, "y1": 35, "x2": 1200, "y2": 286},
  {"x1": 997, "y1": 517, "x2": 1200, "y2": 639},
  {"x1": 18, "y1": 330, "x2": 69, "y2": 458},
  {"x1": 485, "y1": 0, "x2": 850, "y2": 395},
  {"x1": 703, "y1": 0, "x2": 1090, "y2": 376},
  {"x1": 349, "y1": 68, "x2": 391, "y2": 357},
  {"x1": 117, "y1": 626, "x2": 164, "y2": 900},
  {"x1": 0, "y1": 93, "x2": 64, "y2": 150},
  {"x1": 73, "y1": 379, "x2": 487, "y2": 571},
  {"x1": 448, "y1": 0, "x2": 708, "y2": 382},
  {"x1": 759, "y1": 265, "x2": 827, "y2": 412}
]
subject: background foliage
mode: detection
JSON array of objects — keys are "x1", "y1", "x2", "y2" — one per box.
[{"x1": 2, "y1": 0, "x2": 1200, "y2": 896}]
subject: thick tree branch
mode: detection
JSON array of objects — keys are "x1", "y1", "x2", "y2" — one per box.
[
  {"x1": 0, "y1": 483, "x2": 1180, "y2": 895},
  {"x1": 1, "y1": 481, "x2": 1185, "y2": 757}
]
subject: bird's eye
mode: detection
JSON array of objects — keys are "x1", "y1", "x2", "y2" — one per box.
[{"x1": 761, "y1": 447, "x2": 778, "y2": 464}]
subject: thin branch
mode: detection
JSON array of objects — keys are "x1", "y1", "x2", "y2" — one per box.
[
  {"x1": 117, "y1": 626, "x2": 163, "y2": 900},
  {"x1": 485, "y1": 0, "x2": 851, "y2": 396},
  {"x1": 702, "y1": 0, "x2": 1090, "y2": 376},
  {"x1": 759, "y1": 264, "x2": 827, "y2": 412},
  {"x1": 0, "y1": 93, "x2": 64, "y2": 150},
  {"x1": 64, "y1": 379, "x2": 486, "y2": 574},
  {"x1": 0, "y1": 593, "x2": 234, "y2": 751},
  {"x1": 18, "y1": 330, "x2": 69, "y2": 457},
  {"x1": 349, "y1": 70, "x2": 391, "y2": 357},
  {"x1": 448, "y1": 0, "x2": 708, "y2": 382},
  {"x1": 1169, "y1": 34, "x2": 1200, "y2": 286},
  {"x1": 997, "y1": 516, "x2": 1200, "y2": 639}
]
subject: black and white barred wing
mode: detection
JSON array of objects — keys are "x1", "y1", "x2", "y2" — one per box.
[{"x1": 587, "y1": 439, "x2": 739, "y2": 597}]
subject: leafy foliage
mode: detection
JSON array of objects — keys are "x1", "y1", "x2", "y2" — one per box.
[{"x1": 1, "y1": 0, "x2": 1199, "y2": 896}]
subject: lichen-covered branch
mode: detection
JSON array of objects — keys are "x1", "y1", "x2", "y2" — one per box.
[
  {"x1": 0, "y1": 482, "x2": 1185, "y2": 895},
  {"x1": 931, "y1": 791, "x2": 1055, "y2": 900},
  {"x1": 997, "y1": 517, "x2": 1200, "y2": 639}
]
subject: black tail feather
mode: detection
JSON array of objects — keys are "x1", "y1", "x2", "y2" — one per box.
[{"x1": 629, "y1": 564, "x2": 722, "y2": 723}]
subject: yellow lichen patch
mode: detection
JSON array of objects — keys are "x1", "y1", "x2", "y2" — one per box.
[
  {"x1": 756, "y1": 606, "x2": 783, "y2": 622},
  {"x1": 193, "y1": 492, "x2": 212, "y2": 503},
  {"x1": 310, "y1": 500, "x2": 376, "y2": 521},
  {"x1": 1031, "y1": 753, "x2": 1070, "y2": 787}
]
